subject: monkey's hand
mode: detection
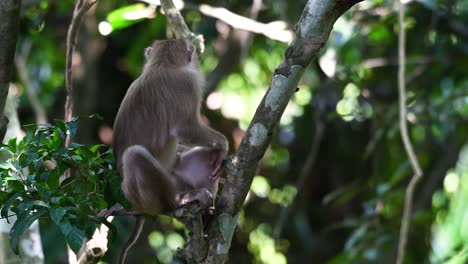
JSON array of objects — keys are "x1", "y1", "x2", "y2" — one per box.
[
  {"x1": 177, "y1": 189, "x2": 213, "y2": 212},
  {"x1": 209, "y1": 148, "x2": 225, "y2": 182},
  {"x1": 97, "y1": 203, "x2": 142, "y2": 218}
]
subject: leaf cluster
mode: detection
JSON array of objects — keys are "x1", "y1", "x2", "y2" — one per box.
[{"x1": 0, "y1": 117, "x2": 123, "y2": 254}]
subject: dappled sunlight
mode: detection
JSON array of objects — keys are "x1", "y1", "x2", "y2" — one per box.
[
  {"x1": 336, "y1": 83, "x2": 373, "y2": 122},
  {"x1": 248, "y1": 224, "x2": 287, "y2": 264},
  {"x1": 431, "y1": 146, "x2": 468, "y2": 263}
]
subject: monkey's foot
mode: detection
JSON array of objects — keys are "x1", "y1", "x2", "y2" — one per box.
[
  {"x1": 97, "y1": 203, "x2": 142, "y2": 218},
  {"x1": 207, "y1": 206, "x2": 215, "y2": 215}
]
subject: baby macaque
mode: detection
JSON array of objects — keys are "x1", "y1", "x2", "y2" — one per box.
[
  {"x1": 173, "y1": 146, "x2": 223, "y2": 208},
  {"x1": 111, "y1": 39, "x2": 228, "y2": 263}
]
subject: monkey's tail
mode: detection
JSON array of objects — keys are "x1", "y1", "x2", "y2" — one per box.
[{"x1": 119, "y1": 215, "x2": 145, "y2": 264}]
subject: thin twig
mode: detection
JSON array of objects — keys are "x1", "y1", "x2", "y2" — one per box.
[
  {"x1": 185, "y1": 2, "x2": 293, "y2": 43},
  {"x1": 396, "y1": 1, "x2": 423, "y2": 264},
  {"x1": 64, "y1": 0, "x2": 97, "y2": 147},
  {"x1": 63, "y1": 1, "x2": 98, "y2": 263}
]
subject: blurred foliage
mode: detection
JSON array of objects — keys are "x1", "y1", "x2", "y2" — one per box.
[{"x1": 4, "y1": 0, "x2": 468, "y2": 263}]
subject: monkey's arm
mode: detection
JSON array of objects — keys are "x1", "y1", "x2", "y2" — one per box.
[
  {"x1": 97, "y1": 203, "x2": 143, "y2": 218},
  {"x1": 177, "y1": 123, "x2": 228, "y2": 153}
]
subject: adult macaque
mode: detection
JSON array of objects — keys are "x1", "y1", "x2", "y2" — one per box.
[{"x1": 111, "y1": 39, "x2": 228, "y2": 263}]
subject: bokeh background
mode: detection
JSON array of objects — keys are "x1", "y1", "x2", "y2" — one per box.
[{"x1": 3, "y1": 0, "x2": 468, "y2": 263}]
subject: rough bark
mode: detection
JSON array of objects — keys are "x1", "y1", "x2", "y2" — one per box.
[
  {"x1": 0, "y1": 0, "x2": 22, "y2": 142},
  {"x1": 198, "y1": 0, "x2": 363, "y2": 263}
]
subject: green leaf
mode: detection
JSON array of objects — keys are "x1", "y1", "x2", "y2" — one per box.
[
  {"x1": 10, "y1": 209, "x2": 46, "y2": 254},
  {"x1": 55, "y1": 119, "x2": 67, "y2": 134},
  {"x1": 1, "y1": 192, "x2": 22, "y2": 222},
  {"x1": 91, "y1": 196, "x2": 108, "y2": 210},
  {"x1": 0, "y1": 162, "x2": 12, "y2": 170},
  {"x1": 90, "y1": 144, "x2": 103, "y2": 153},
  {"x1": 0, "y1": 191, "x2": 9, "y2": 204},
  {"x1": 35, "y1": 183, "x2": 50, "y2": 199},
  {"x1": 17, "y1": 200, "x2": 50, "y2": 212},
  {"x1": 89, "y1": 113, "x2": 103, "y2": 120},
  {"x1": 25, "y1": 152, "x2": 40, "y2": 164},
  {"x1": 106, "y1": 4, "x2": 147, "y2": 31},
  {"x1": 47, "y1": 170, "x2": 61, "y2": 192},
  {"x1": 67, "y1": 226, "x2": 85, "y2": 253},
  {"x1": 50, "y1": 207, "x2": 67, "y2": 225},
  {"x1": 71, "y1": 155, "x2": 82, "y2": 161},
  {"x1": 59, "y1": 219, "x2": 72, "y2": 236},
  {"x1": 67, "y1": 120, "x2": 78, "y2": 138},
  {"x1": 17, "y1": 138, "x2": 26, "y2": 151},
  {"x1": 7, "y1": 138, "x2": 17, "y2": 153}
]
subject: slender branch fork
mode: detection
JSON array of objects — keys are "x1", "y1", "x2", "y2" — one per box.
[
  {"x1": 64, "y1": 0, "x2": 97, "y2": 147},
  {"x1": 64, "y1": 1, "x2": 101, "y2": 263},
  {"x1": 396, "y1": 1, "x2": 423, "y2": 264}
]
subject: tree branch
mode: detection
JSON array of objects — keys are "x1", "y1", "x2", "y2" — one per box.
[
  {"x1": 0, "y1": 0, "x2": 22, "y2": 142},
  {"x1": 160, "y1": 0, "x2": 205, "y2": 53},
  {"x1": 64, "y1": 0, "x2": 97, "y2": 146},
  {"x1": 64, "y1": 1, "x2": 100, "y2": 263},
  {"x1": 184, "y1": 2, "x2": 293, "y2": 43},
  {"x1": 396, "y1": 1, "x2": 423, "y2": 264},
  {"x1": 200, "y1": 1, "x2": 362, "y2": 262}
]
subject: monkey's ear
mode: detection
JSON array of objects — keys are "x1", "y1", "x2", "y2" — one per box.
[
  {"x1": 144, "y1": 47, "x2": 153, "y2": 60},
  {"x1": 187, "y1": 44, "x2": 195, "y2": 62}
]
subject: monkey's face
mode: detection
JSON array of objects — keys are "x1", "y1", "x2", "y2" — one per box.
[{"x1": 146, "y1": 39, "x2": 196, "y2": 67}]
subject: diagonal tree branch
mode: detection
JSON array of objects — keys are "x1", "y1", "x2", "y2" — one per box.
[
  {"x1": 0, "y1": 0, "x2": 22, "y2": 142},
  {"x1": 199, "y1": 0, "x2": 362, "y2": 263},
  {"x1": 218, "y1": 0, "x2": 362, "y2": 218}
]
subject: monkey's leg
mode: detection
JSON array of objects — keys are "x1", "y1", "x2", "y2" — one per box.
[
  {"x1": 178, "y1": 123, "x2": 228, "y2": 152},
  {"x1": 122, "y1": 145, "x2": 178, "y2": 214}
]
